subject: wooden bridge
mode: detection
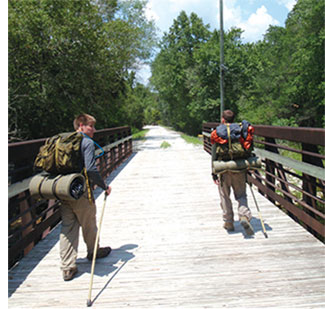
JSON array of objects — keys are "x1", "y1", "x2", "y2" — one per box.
[{"x1": 8, "y1": 125, "x2": 325, "y2": 308}]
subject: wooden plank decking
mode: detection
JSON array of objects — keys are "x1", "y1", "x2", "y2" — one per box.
[{"x1": 8, "y1": 126, "x2": 325, "y2": 308}]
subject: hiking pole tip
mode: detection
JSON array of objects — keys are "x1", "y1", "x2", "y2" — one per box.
[{"x1": 87, "y1": 299, "x2": 92, "y2": 307}]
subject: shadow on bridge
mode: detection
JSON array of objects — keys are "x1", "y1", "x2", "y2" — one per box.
[
  {"x1": 8, "y1": 226, "x2": 60, "y2": 297},
  {"x1": 86, "y1": 244, "x2": 138, "y2": 306},
  {"x1": 228, "y1": 217, "x2": 273, "y2": 239},
  {"x1": 75, "y1": 244, "x2": 137, "y2": 278}
]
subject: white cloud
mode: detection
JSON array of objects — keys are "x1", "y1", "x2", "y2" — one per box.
[
  {"x1": 145, "y1": 1, "x2": 159, "y2": 22},
  {"x1": 221, "y1": 2, "x2": 279, "y2": 42},
  {"x1": 136, "y1": 64, "x2": 151, "y2": 86},
  {"x1": 238, "y1": 5, "x2": 279, "y2": 42},
  {"x1": 276, "y1": 0, "x2": 297, "y2": 11},
  {"x1": 140, "y1": 0, "x2": 289, "y2": 84},
  {"x1": 223, "y1": 0, "x2": 242, "y2": 28}
]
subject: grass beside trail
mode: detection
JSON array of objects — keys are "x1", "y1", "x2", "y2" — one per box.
[
  {"x1": 132, "y1": 128, "x2": 149, "y2": 140},
  {"x1": 160, "y1": 141, "x2": 171, "y2": 148},
  {"x1": 180, "y1": 133, "x2": 203, "y2": 146}
]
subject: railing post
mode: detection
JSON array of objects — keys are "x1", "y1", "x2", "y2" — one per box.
[
  {"x1": 302, "y1": 143, "x2": 323, "y2": 203},
  {"x1": 301, "y1": 143, "x2": 323, "y2": 235},
  {"x1": 127, "y1": 128, "x2": 133, "y2": 155},
  {"x1": 264, "y1": 137, "x2": 276, "y2": 203},
  {"x1": 19, "y1": 192, "x2": 34, "y2": 255},
  {"x1": 42, "y1": 199, "x2": 56, "y2": 239}
]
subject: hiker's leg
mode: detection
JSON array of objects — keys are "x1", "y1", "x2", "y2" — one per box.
[
  {"x1": 60, "y1": 201, "x2": 80, "y2": 271},
  {"x1": 73, "y1": 195, "x2": 98, "y2": 255},
  {"x1": 232, "y1": 171, "x2": 252, "y2": 221},
  {"x1": 218, "y1": 173, "x2": 234, "y2": 223}
]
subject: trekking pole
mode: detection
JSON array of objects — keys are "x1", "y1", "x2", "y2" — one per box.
[
  {"x1": 249, "y1": 184, "x2": 268, "y2": 238},
  {"x1": 87, "y1": 192, "x2": 108, "y2": 307}
]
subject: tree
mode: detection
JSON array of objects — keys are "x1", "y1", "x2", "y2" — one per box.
[
  {"x1": 239, "y1": 0, "x2": 324, "y2": 127},
  {"x1": 9, "y1": 0, "x2": 157, "y2": 141},
  {"x1": 151, "y1": 11, "x2": 211, "y2": 134},
  {"x1": 151, "y1": 12, "x2": 249, "y2": 134},
  {"x1": 283, "y1": 0, "x2": 324, "y2": 127},
  {"x1": 151, "y1": 0, "x2": 323, "y2": 132}
]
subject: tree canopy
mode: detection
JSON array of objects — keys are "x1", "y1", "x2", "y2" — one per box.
[
  {"x1": 9, "y1": 0, "x2": 324, "y2": 141},
  {"x1": 150, "y1": 0, "x2": 324, "y2": 135},
  {"x1": 9, "y1": 0, "x2": 157, "y2": 141}
]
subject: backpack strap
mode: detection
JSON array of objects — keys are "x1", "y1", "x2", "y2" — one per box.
[
  {"x1": 80, "y1": 133, "x2": 105, "y2": 204},
  {"x1": 52, "y1": 175, "x2": 63, "y2": 200},
  {"x1": 226, "y1": 124, "x2": 233, "y2": 160},
  {"x1": 83, "y1": 167, "x2": 94, "y2": 204},
  {"x1": 37, "y1": 175, "x2": 48, "y2": 199},
  {"x1": 54, "y1": 136, "x2": 62, "y2": 170},
  {"x1": 81, "y1": 133, "x2": 105, "y2": 159}
]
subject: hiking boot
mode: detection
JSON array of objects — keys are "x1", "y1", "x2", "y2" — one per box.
[
  {"x1": 87, "y1": 246, "x2": 112, "y2": 261},
  {"x1": 63, "y1": 267, "x2": 78, "y2": 281},
  {"x1": 223, "y1": 221, "x2": 235, "y2": 232},
  {"x1": 240, "y1": 217, "x2": 254, "y2": 236}
]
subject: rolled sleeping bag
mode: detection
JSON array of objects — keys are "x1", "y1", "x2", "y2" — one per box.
[
  {"x1": 29, "y1": 173, "x2": 85, "y2": 201},
  {"x1": 212, "y1": 156, "x2": 262, "y2": 174}
]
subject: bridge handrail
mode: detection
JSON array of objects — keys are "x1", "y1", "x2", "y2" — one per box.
[
  {"x1": 8, "y1": 126, "x2": 132, "y2": 269},
  {"x1": 203, "y1": 123, "x2": 325, "y2": 241}
]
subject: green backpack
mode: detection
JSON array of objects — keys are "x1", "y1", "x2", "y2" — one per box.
[
  {"x1": 216, "y1": 142, "x2": 252, "y2": 161},
  {"x1": 34, "y1": 132, "x2": 83, "y2": 175}
]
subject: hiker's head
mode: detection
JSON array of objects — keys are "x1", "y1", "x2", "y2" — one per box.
[
  {"x1": 74, "y1": 114, "x2": 96, "y2": 138},
  {"x1": 221, "y1": 110, "x2": 235, "y2": 124}
]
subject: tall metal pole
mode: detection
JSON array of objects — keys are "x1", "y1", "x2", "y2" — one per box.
[{"x1": 219, "y1": 0, "x2": 225, "y2": 121}]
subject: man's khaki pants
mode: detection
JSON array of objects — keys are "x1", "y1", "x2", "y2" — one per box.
[
  {"x1": 60, "y1": 194, "x2": 98, "y2": 271},
  {"x1": 218, "y1": 170, "x2": 252, "y2": 223}
]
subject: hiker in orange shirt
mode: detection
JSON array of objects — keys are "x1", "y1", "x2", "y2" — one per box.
[{"x1": 211, "y1": 110, "x2": 254, "y2": 236}]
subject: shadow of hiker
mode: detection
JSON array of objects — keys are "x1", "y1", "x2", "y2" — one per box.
[
  {"x1": 227, "y1": 216, "x2": 272, "y2": 239},
  {"x1": 76, "y1": 244, "x2": 138, "y2": 279},
  {"x1": 88, "y1": 244, "x2": 138, "y2": 305}
]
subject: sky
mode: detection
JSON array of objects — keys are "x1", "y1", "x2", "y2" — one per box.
[{"x1": 136, "y1": 0, "x2": 297, "y2": 84}]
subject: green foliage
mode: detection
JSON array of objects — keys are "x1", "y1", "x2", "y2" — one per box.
[
  {"x1": 10, "y1": 0, "x2": 323, "y2": 141},
  {"x1": 151, "y1": 11, "x2": 259, "y2": 133},
  {"x1": 160, "y1": 141, "x2": 171, "y2": 148},
  {"x1": 150, "y1": 0, "x2": 323, "y2": 134},
  {"x1": 180, "y1": 133, "x2": 203, "y2": 146},
  {"x1": 239, "y1": 0, "x2": 324, "y2": 127},
  {"x1": 121, "y1": 75, "x2": 160, "y2": 129},
  {"x1": 9, "y1": 0, "x2": 157, "y2": 141},
  {"x1": 132, "y1": 128, "x2": 149, "y2": 140},
  {"x1": 150, "y1": 11, "x2": 212, "y2": 135}
]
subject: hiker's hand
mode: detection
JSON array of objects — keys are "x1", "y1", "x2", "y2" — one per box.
[
  {"x1": 105, "y1": 186, "x2": 112, "y2": 196},
  {"x1": 212, "y1": 173, "x2": 219, "y2": 185}
]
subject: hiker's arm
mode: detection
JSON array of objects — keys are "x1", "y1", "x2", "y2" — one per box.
[
  {"x1": 82, "y1": 140, "x2": 110, "y2": 192},
  {"x1": 210, "y1": 134, "x2": 218, "y2": 184}
]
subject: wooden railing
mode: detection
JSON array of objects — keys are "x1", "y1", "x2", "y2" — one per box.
[
  {"x1": 8, "y1": 126, "x2": 132, "y2": 269},
  {"x1": 203, "y1": 123, "x2": 325, "y2": 241}
]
